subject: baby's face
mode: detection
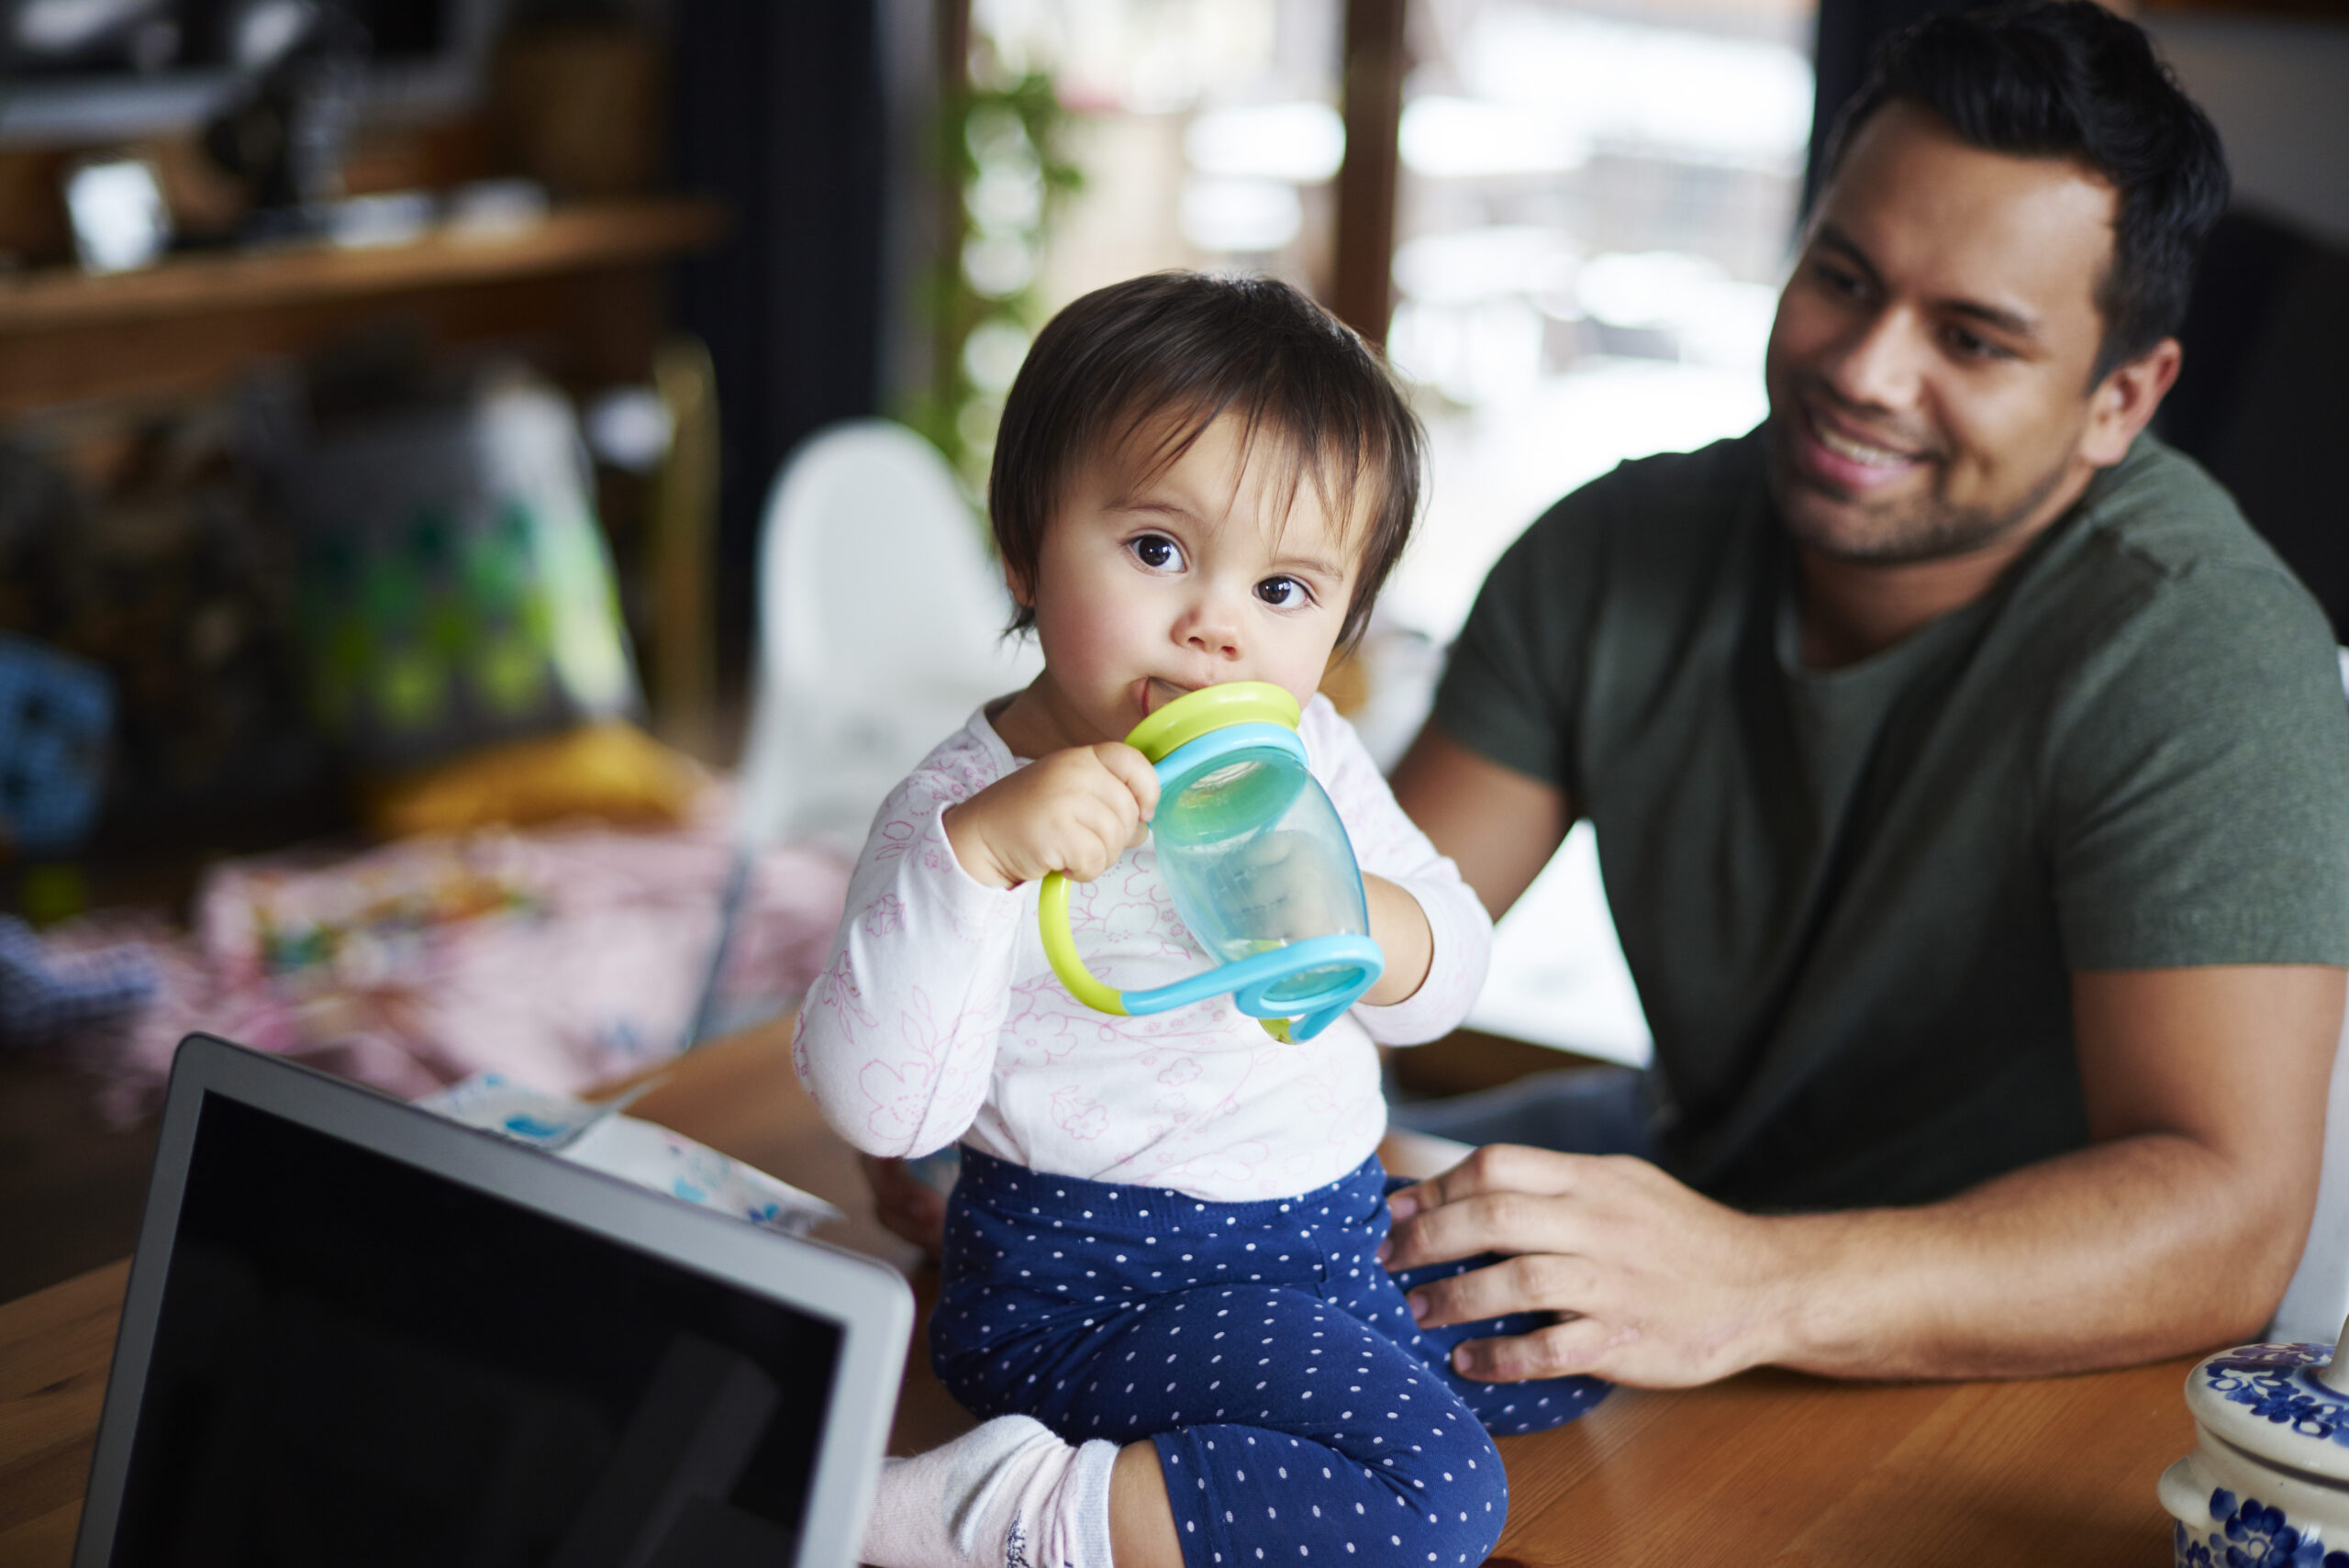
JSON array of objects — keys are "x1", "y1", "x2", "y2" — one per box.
[{"x1": 1010, "y1": 412, "x2": 1363, "y2": 751}]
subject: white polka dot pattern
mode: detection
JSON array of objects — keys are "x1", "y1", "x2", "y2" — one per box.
[{"x1": 933, "y1": 1150, "x2": 1609, "y2": 1568}]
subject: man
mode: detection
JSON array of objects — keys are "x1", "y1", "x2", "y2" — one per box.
[{"x1": 1378, "y1": 0, "x2": 2349, "y2": 1387}]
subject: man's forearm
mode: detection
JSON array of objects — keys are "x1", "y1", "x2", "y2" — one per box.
[
  {"x1": 1375, "y1": 917, "x2": 2340, "y2": 1385},
  {"x1": 1760, "y1": 1129, "x2": 2307, "y2": 1380},
  {"x1": 1385, "y1": 1109, "x2": 2321, "y2": 1390}
]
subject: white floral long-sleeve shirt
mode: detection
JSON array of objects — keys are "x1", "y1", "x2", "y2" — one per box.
[{"x1": 790, "y1": 695, "x2": 1493, "y2": 1202}]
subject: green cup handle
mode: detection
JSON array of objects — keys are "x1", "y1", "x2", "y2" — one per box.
[
  {"x1": 1037, "y1": 677, "x2": 1312, "y2": 1039},
  {"x1": 1040, "y1": 872, "x2": 1291, "y2": 1040},
  {"x1": 1039, "y1": 871, "x2": 1128, "y2": 1016}
]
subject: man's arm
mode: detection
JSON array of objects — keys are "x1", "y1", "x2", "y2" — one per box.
[
  {"x1": 1386, "y1": 726, "x2": 1572, "y2": 922},
  {"x1": 1381, "y1": 961, "x2": 2343, "y2": 1385}
]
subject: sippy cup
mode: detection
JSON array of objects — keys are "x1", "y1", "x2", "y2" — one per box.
[{"x1": 1039, "y1": 682, "x2": 1385, "y2": 1041}]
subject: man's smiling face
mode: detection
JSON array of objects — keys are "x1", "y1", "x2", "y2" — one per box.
[{"x1": 1764, "y1": 101, "x2": 2127, "y2": 564}]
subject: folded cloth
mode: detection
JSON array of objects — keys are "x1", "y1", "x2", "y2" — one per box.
[
  {"x1": 420, "y1": 1073, "x2": 843, "y2": 1236},
  {"x1": 45, "y1": 787, "x2": 851, "y2": 1124},
  {"x1": 0, "y1": 915, "x2": 152, "y2": 1049}
]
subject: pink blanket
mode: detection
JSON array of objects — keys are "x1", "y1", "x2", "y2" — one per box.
[{"x1": 50, "y1": 804, "x2": 850, "y2": 1124}]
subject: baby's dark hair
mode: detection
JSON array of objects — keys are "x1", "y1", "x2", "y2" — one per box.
[{"x1": 988, "y1": 271, "x2": 1425, "y2": 651}]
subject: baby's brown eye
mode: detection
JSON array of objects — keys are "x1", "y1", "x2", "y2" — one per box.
[
  {"x1": 1132, "y1": 536, "x2": 1180, "y2": 570},
  {"x1": 1256, "y1": 577, "x2": 1308, "y2": 607}
]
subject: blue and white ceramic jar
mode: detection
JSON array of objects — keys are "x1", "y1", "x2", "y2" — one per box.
[{"x1": 2164, "y1": 1324, "x2": 2349, "y2": 1567}]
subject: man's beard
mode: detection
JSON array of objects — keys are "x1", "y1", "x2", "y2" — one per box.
[{"x1": 1765, "y1": 421, "x2": 2076, "y2": 567}]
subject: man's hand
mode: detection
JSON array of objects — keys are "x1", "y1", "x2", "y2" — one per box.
[
  {"x1": 944, "y1": 743, "x2": 1161, "y2": 889},
  {"x1": 1377, "y1": 964, "x2": 2343, "y2": 1387},
  {"x1": 1380, "y1": 1144, "x2": 1795, "y2": 1388}
]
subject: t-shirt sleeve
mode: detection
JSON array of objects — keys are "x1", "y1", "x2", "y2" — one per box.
[
  {"x1": 1429, "y1": 478, "x2": 1612, "y2": 795},
  {"x1": 2046, "y1": 561, "x2": 2349, "y2": 970}
]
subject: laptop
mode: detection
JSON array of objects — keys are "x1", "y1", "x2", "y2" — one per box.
[{"x1": 74, "y1": 1032, "x2": 913, "y2": 1568}]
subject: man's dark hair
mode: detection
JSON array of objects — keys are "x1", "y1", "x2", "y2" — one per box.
[
  {"x1": 1819, "y1": 0, "x2": 2229, "y2": 379},
  {"x1": 988, "y1": 271, "x2": 1423, "y2": 651}
]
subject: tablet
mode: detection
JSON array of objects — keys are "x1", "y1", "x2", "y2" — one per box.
[{"x1": 75, "y1": 1032, "x2": 912, "y2": 1568}]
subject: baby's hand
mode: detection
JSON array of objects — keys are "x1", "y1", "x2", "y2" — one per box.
[{"x1": 943, "y1": 743, "x2": 1160, "y2": 889}]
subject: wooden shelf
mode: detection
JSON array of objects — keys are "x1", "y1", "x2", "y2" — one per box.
[
  {"x1": 0, "y1": 195, "x2": 726, "y2": 337},
  {"x1": 0, "y1": 195, "x2": 727, "y2": 417}
]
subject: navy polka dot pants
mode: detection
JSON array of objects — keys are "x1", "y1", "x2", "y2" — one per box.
[{"x1": 932, "y1": 1150, "x2": 1609, "y2": 1568}]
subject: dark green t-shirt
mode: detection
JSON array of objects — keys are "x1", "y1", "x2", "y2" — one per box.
[{"x1": 1435, "y1": 428, "x2": 2349, "y2": 1210}]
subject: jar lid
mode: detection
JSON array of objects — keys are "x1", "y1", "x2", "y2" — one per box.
[{"x1": 2187, "y1": 1339, "x2": 2349, "y2": 1483}]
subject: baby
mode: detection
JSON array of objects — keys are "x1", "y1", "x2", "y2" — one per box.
[{"x1": 793, "y1": 272, "x2": 1605, "y2": 1568}]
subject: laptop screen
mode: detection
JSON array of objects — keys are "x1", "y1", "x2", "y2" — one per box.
[{"x1": 103, "y1": 1091, "x2": 847, "y2": 1567}]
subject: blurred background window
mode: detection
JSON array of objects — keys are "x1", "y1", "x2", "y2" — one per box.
[
  {"x1": 982, "y1": 0, "x2": 1342, "y2": 299},
  {"x1": 1385, "y1": 0, "x2": 1810, "y2": 641},
  {"x1": 952, "y1": 0, "x2": 1813, "y2": 651},
  {"x1": 923, "y1": 0, "x2": 1347, "y2": 484}
]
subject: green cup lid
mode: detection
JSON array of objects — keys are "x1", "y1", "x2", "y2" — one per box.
[{"x1": 1123, "y1": 682, "x2": 1300, "y2": 762}]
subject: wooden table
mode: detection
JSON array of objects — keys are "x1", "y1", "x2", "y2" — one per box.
[{"x1": 0, "y1": 1023, "x2": 2199, "y2": 1565}]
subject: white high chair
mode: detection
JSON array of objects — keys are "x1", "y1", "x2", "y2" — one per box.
[
  {"x1": 684, "y1": 419, "x2": 1041, "y2": 1046},
  {"x1": 2264, "y1": 647, "x2": 2349, "y2": 1342},
  {"x1": 732, "y1": 420, "x2": 1041, "y2": 855}
]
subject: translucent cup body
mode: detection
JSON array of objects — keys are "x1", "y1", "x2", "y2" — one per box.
[{"x1": 1152, "y1": 738, "x2": 1373, "y2": 1010}]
